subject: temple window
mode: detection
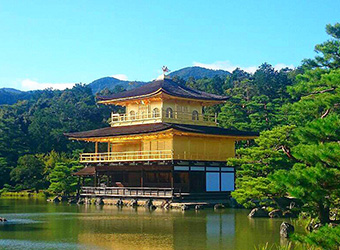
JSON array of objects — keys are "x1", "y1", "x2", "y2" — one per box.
[
  {"x1": 130, "y1": 110, "x2": 136, "y2": 120},
  {"x1": 192, "y1": 110, "x2": 199, "y2": 120},
  {"x1": 166, "y1": 108, "x2": 173, "y2": 118},
  {"x1": 152, "y1": 108, "x2": 160, "y2": 118}
]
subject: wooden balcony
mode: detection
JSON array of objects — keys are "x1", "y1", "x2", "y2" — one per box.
[
  {"x1": 80, "y1": 150, "x2": 228, "y2": 164},
  {"x1": 80, "y1": 150, "x2": 174, "y2": 163},
  {"x1": 80, "y1": 186, "x2": 181, "y2": 199},
  {"x1": 110, "y1": 109, "x2": 217, "y2": 127}
]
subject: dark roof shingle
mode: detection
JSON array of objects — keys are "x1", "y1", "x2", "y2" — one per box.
[
  {"x1": 72, "y1": 166, "x2": 96, "y2": 176},
  {"x1": 97, "y1": 78, "x2": 229, "y2": 102}
]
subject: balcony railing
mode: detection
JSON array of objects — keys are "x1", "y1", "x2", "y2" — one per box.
[
  {"x1": 110, "y1": 109, "x2": 217, "y2": 127},
  {"x1": 80, "y1": 150, "x2": 174, "y2": 163},
  {"x1": 80, "y1": 186, "x2": 181, "y2": 198},
  {"x1": 80, "y1": 150, "x2": 228, "y2": 163}
]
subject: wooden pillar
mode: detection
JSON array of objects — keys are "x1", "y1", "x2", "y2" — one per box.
[
  {"x1": 170, "y1": 170, "x2": 174, "y2": 189},
  {"x1": 141, "y1": 169, "x2": 144, "y2": 187},
  {"x1": 188, "y1": 171, "x2": 191, "y2": 193},
  {"x1": 94, "y1": 171, "x2": 98, "y2": 187},
  {"x1": 107, "y1": 142, "x2": 111, "y2": 153},
  {"x1": 95, "y1": 142, "x2": 98, "y2": 154}
]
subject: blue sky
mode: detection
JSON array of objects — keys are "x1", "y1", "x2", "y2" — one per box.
[{"x1": 0, "y1": 0, "x2": 339, "y2": 90}]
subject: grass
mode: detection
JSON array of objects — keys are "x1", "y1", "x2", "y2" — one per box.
[
  {"x1": 291, "y1": 213, "x2": 313, "y2": 230},
  {"x1": 254, "y1": 242, "x2": 293, "y2": 250},
  {"x1": 254, "y1": 242, "x2": 321, "y2": 250},
  {"x1": 0, "y1": 190, "x2": 46, "y2": 199}
]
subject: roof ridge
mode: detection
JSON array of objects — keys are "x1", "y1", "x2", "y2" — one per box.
[{"x1": 97, "y1": 78, "x2": 229, "y2": 102}]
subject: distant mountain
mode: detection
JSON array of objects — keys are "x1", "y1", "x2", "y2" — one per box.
[
  {"x1": 0, "y1": 88, "x2": 31, "y2": 105},
  {"x1": 0, "y1": 66, "x2": 232, "y2": 104},
  {"x1": 0, "y1": 78, "x2": 142, "y2": 105},
  {"x1": 1, "y1": 88, "x2": 22, "y2": 94},
  {"x1": 88, "y1": 77, "x2": 146, "y2": 94},
  {"x1": 89, "y1": 67, "x2": 231, "y2": 94},
  {"x1": 169, "y1": 66, "x2": 230, "y2": 80}
]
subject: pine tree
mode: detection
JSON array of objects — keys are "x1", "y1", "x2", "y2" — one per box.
[
  {"x1": 229, "y1": 125, "x2": 296, "y2": 208},
  {"x1": 272, "y1": 115, "x2": 340, "y2": 224}
]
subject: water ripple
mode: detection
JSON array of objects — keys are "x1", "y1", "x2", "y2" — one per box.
[
  {"x1": 0, "y1": 239, "x2": 102, "y2": 250},
  {"x1": 0, "y1": 219, "x2": 41, "y2": 225}
]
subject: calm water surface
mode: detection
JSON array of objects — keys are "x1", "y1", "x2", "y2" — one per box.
[{"x1": 0, "y1": 199, "x2": 297, "y2": 250}]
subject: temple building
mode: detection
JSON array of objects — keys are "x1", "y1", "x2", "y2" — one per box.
[{"x1": 65, "y1": 74, "x2": 257, "y2": 200}]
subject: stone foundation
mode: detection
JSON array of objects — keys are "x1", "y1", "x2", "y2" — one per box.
[{"x1": 76, "y1": 197, "x2": 232, "y2": 210}]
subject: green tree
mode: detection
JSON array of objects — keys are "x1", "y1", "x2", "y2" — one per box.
[
  {"x1": 27, "y1": 84, "x2": 111, "y2": 153},
  {"x1": 0, "y1": 157, "x2": 13, "y2": 189},
  {"x1": 0, "y1": 102, "x2": 30, "y2": 164},
  {"x1": 10, "y1": 155, "x2": 48, "y2": 191},
  {"x1": 48, "y1": 161, "x2": 83, "y2": 196},
  {"x1": 303, "y1": 23, "x2": 340, "y2": 69},
  {"x1": 271, "y1": 115, "x2": 340, "y2": 224},
  {"x1": 0, "y1": 84, "x2": 113, "y2": 191},
  {"x1": 219, "y1": 64, "x2": 294, "y2": 131},
  {"x1": 282, "y1": 68, "x2": 340, "y2": 125},
  {"x1": 276, "y1": 33, "x2": 340, "y2": 222},
  {"x1": 239, "y1": 24, "x2": 340, "y2": 224},
  {"x1": 229, "y1": 125, "x2": 296, "y2": 208},
  {"x1": 293, "y1": 225, "x2": 340, "y2": 250}
]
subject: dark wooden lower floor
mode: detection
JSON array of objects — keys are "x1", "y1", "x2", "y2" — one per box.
[{"x1": 75, "y1": 160, "x2": 235, "y2": 199}]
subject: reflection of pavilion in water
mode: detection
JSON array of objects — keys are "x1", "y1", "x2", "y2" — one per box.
[{"x1": 76, "y1": 208, "x2": 236, "y2": 250}]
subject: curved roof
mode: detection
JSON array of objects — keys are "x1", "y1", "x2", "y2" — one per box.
[
  {"x1": 64, "y1": 123, "x2": 258, "y2": 139},
  {"x1": 97, "y1": 78, "x2": 229, "y2": 102}
]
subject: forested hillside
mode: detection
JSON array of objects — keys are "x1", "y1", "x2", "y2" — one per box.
[
  {"x1": 88, "y1": 77, "x2": 146, "y2": 94},
  {"x1": 169, "y1": 66, "x2": 230, "y2": 80},
  {"x1": 0, "y1": 67, "x2": 230, "y2": 105},
  {"x1": 0, "y1": 23, "x2": 339, "y2": 249},
  {"x1": 0, "y1": 88, "x2": 34, "y2": 105}
]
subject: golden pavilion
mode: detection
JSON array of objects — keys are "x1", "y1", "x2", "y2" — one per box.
[{"x1": 65, "y1": 74, "x2": 257, "y2": 200}]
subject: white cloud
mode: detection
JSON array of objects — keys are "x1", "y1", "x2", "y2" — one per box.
[
  {"x1": 193, "y1": 60, "x2": 294, "y2": 74},
  {"x1": 193, "y1": 60, "x2": 242, "y2": 72},
  {"x1": 242, "y1": 66, "x2": 258, "y2": 74},
  {"x1": 21, "y1": 79, "x2": 75, "y2": 91},
  {"x1": 273, "y1": 63, "x2": 295, "y2": 71},
  {"x1": 111, "y1": 74, "x2": 128, "y2": 81}
]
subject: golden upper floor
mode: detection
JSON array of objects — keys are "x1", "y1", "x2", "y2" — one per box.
[
  {"x1": 65, "y1": 123, "x2": 258, "y2": 163},
  {"x1": 79, "y1": 130, "x2": 237, "y2": 163},
  {"x1": 97, "y1": 76, "x2": 229, "y2": 127},
  {"x1": 109, "y1": 99, "x2": 218, "y2": 127}
]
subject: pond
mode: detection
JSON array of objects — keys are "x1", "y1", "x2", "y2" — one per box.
[{"x1": 0, "y1": 199, "x2": 297, "y2": 250}]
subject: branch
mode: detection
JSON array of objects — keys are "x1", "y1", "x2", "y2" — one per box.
[
  {"x1": 308, "y1": 88, "x2": 335, "y2": 96},
  {"x1": 280, "y1": 145, "x2": 299, "y2": 162},
  {"x1": 321, "y1": 108, "x2": 330, "y2": 119}
]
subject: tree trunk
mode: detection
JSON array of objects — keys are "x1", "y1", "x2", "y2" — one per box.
[{"x1": 318, "y1": 202, "x2": 330, "y2": 225}]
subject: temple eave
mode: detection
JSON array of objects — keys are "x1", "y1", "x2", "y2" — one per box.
[{"x1": 65, "y1": 123, "x2": 259, "y2": 141}]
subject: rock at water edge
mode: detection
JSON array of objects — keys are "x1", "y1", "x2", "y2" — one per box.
[
  {"x1": 248, "y1": 207, "x2": 269, "y2": 218},
  {"x1": 268, "y1": 209, "x2": 283, "y2": 218},
  {"x1": 214, "y1": 204, "x2": 225, "y2": 210},
  {"x1": 280, "y1": 222, "x2": 294, "y2": 238}
]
